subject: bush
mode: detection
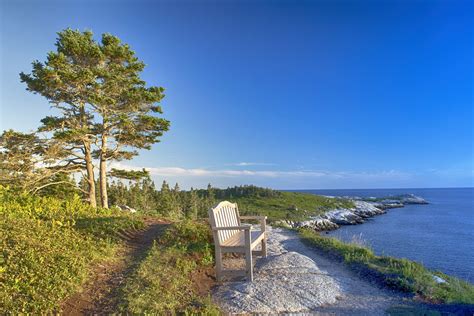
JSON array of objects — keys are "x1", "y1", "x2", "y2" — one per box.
[{"x1": 160, "y1": 220, "x2": 214, "y2": 259}]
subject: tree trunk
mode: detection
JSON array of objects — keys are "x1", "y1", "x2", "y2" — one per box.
[
  {"x1": 79, "y1": 102, "x2": 97, "y2": 208},
  {"x1": 84, "y1": 141, "x2": 97, "y2": 208},
  {"x1": 99, "y1": 133, "x2": 108, "y2": 208}
]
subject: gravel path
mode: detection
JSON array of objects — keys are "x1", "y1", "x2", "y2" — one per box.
[{"x1": 213, "y1": 227, "x2": 413, "y2": 315}]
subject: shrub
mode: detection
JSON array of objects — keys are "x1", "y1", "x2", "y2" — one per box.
[{"x1": 161, "y1": 220, "x2": 213, "y2": 257}]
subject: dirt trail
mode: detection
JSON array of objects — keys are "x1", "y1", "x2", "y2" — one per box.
[{"x1": 61, "y1": 218, "x2": 169, "y2": 315}]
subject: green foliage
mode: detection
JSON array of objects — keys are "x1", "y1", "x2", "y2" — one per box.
[
  {"x1": 206, "y1": 184, "x2": 280, "y2": 199},
  {"x1": 0, "y1": 130, "x2": 79, "y2": 195},
  {"x1": 160, "y1": 220, "x2": 214, "y2": 261},
  {"x1": 108, "y1": 178, "x2": 159, "y2": 212},
  {"x1": 35, "y1": 173, "x2": 79, "y2": 199},
  {"x1": 119, "y1": 220, "x2": 219, "y2": 314},
  {"x1": 157, "y1": 180, "x2": 182, "y2": 218},
  {"x1": 107, "y1": 179, "x2": 215, "y2": 219},
  {"x1": 184, "y1": 188, "x2": 199, "y2": 220},
  {"x1": 299, "y1": 229, "x2": 474, "y2": 304},
  {"x1": 109, "y1": 168, "x2": 150, "y2": 181},
  {"x1": 0, "y1": 186, "x2": 143, "y2": 313}
]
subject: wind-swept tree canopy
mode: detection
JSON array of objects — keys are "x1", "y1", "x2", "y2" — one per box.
[{"x1": 19, "y1": 29, "x2": 169, "y2": 207}]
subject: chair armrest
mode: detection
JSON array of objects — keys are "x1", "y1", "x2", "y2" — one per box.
[
  {"x1": 212, "y1": 225, "x2": 252, "y2": 231},
  {"x1": 240, "y1": 216, "x2": 267, "y2": 232}
]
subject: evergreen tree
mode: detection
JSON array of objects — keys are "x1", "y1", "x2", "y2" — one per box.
[
  {"x1": 20, "y1": 29, "x2": 169, "y2": 208},
  {"x1": 92, "y1": 33, "x2": 169, "y2": 208},
  {"x1": 158, "y1": 181, "x2": 174, "y2": 217},
  {"x1": 20, "y1": 30, "x2": 102, "y2": 206},
  {"x1": 206, "y1": 183, "x2": 216, "y2": 208},
  {"x1": 185, "y1": 187, "x2": 199, "y2": 219}
]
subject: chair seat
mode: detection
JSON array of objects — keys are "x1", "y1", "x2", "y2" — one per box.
[{"x1": 221, "y1": 230, "x2": 265, "y2": 249}]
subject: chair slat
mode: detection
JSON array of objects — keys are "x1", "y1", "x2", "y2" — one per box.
[{"x1": 210, "y1": 203, "x2": 241, "y2": 243}]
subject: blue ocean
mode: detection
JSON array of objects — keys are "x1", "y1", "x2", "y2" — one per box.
[{"x1": 298, "y1": 188, "x2": 474, "y2": 284}]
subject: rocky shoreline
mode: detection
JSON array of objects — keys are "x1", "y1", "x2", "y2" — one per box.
[{"x1": 275, "y1": 194, "x2": 429, "y2": 232}]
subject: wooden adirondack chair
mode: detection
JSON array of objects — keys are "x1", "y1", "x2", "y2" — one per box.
[{"x1": 208, "y1": 201, "x2": 267, "y2": 282}]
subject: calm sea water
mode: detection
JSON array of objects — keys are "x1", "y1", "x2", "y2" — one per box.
[{"x1": 296, "y1": 188, "x2": 474, "y2": 284}]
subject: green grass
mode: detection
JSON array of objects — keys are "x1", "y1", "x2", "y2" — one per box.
[
  {"x1": 0, "y1": 187, "x2": 144, "y2": 313},
  {"x1": 119, "y1": 220, "x2": 219, "y2": 314},
  {"x1": 231, "y1": 191, "x2": 354, "y2": 221},
  {"x1": 299, "y1": 228, "x2": 474, "y2": 304}
]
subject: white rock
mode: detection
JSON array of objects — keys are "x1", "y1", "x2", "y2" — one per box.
[
  {"x1": 432, "y1": 275, "x2": 447, "y2": 284},
  {"x1": 117, "y1": 205, "x2": 137, "y2": 213}
]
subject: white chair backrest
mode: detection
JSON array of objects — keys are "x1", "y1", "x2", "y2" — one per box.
[{"x1": 208, "y1": 201, "x2": 241, "y2": 244}]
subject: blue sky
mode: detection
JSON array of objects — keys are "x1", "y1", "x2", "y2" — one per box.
[{"x1": 1, "y1": 0, "x2": 473, "y2": 189}]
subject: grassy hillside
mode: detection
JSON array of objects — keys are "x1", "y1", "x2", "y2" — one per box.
[
  {"x1": 0, "y1": 187, "x2": 143, "y2": 313},
  {"x1": 228, "y1": 191, "x2": 354, "y2": 221},
  {"x1": 0, "y1": 187, "x2": 218, "y2": 314}
]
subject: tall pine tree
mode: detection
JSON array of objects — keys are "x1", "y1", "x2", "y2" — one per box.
[{"x1": 20, "y1": 29, "x2": 169, "y2": 207}]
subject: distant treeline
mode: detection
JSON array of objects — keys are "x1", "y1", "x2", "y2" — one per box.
[
  {"x1": 197, "y1": 184, "x2": 281, "y2": 199},
  {"x1": 105, "y1": 180, "x2": 279, "y2": 219}
]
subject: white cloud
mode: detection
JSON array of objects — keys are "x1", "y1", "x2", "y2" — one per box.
[
  {"x1": 108, "y1": 162, "x2": 473, "y2": 189},
  {"x1": 228, "y1": 162, "x2": 277, "y2": 167},
  {"x1": 111, "y1": 162, "x2": 409, "y2": 180}
]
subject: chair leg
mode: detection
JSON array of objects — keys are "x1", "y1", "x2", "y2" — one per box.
[
  {"x1": 215, "y1": 246, "x2": 223, "y2": 282},
  {"x1": 262, "y1": 238, "x2": 267, "y2": 258},
  {"x1": 244, "y1": 229, "x2": 253, "y2": 281},
  {"x1": 245, "y1": 245, "x2": 253, "y2": 281}
]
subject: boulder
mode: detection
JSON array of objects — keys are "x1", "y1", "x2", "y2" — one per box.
[
  {"x1": 274, "y1": 218, "x2": 339, "y2": 231},
  {"x1": 352, "y1": 200, "x2": 385, "y2": 217},
  {"x1": 323, "y1": 209, "x2": 364, "y2": 225},
  {"x1": 117, "y1": 205, "x2": 137, "y2": 213},
  {"x1": 295, "y1": 217, "x2": 339, "y2": 231},
  {"x1": 432, "y1": 275, "x2": 447, "y2": 284}
]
